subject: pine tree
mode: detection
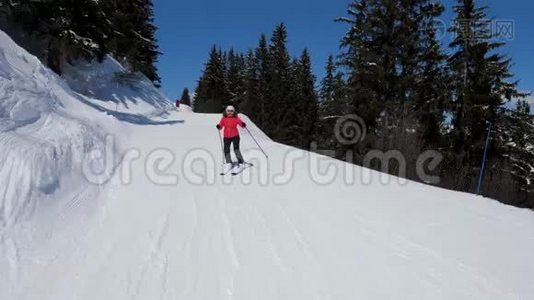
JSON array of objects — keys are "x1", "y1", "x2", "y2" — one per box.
[
  {"x1": 134, "y1": 0, "x2": 161, "y2": 86},
  {"x1": 226, "y1": 49, "x2": 246, "y2": 108},
  {"x1": 2, "y1": 0, "x2": 161, "y2": 83},
  {"x1": 517, "y1": 99, "x2": 531, "y2": 115},
  {"x1": 254, "y1": 34, "x2": 270, "y2": 128},
  {"x1": 444, "y1": 0, "x2": 529, "y2": 202},
  {"x1": 265, "y1": 23, "x2": 292, "y2": 140},
  {"x1": 294, "y1": 49, "x2": 319, "y2": 149},
  {"x1": 180, "y1": 88, "x2": 191, "y2": 106},
  {"x1": 448, "y1": 0, "x2": 524, "y2": 152},
  {"x1": 496, "y1": 102, "x2": 534, "y2": 205},
  {"x1": 2, "y1": 0, "x2": 110, "y2": 74},
  {"x1": 317, "y1": 54, "x2": 350, "y2": 153},
  {"x1": 319, "y1": 55, "x2": 349, "y2": 118},
  {"x1": 338, "y1": 0, "x2": 392, "y2": 128},
  {"x1": 320, "y1": 55, "x2": 336, "y2": 104},
  {"x1": 194, "y1": 46, "x2": 228, "y2": 113},
  {"x1": 105, "y1": 0, "x2": 161, "y2": 85},
  {"x1": 240, "y1": 49, "x2": 260, "y2": 119},
  {"x1": 339, "y1": 0, "x2": 449, "y2": 132},
  {"x1": 412, "y1": 1, "x2": 449, "y2": 145},
  {"x1": 285, "y1": 56, "x2": 303, "y2": 145}
]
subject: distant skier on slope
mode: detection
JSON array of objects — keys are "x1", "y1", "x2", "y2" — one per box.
[{"x1": 217, "y1": 105, "x2": 247, "y2": 173}]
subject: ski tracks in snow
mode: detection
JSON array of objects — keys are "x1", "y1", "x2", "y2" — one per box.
[
  {"x1": 127, "y1": 208, "x2": 171, "y2": 300},
  {"x1": 174, "y1": 187, "x2": 333, "y2": 299},
  {"x1": 177, "y1": 191, "x2": 244, "y2": 299},
  {"x1": 342, "y1": 210, "x2": 515, "y2": 299},
  {"x1": 239, "y1": 195, "x2": 333, "y2": 299},
  {"x1": 219, "y1": 196, "x2": 241, "y2": 297}
]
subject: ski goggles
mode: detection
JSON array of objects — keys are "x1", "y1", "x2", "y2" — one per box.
[{"x1": 226, "y1": 109, "x2": 235, "y2": 113}]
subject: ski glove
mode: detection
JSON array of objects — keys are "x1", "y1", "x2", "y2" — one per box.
[
  {"x1": 216, "y1": 124, "x2": 222, "y2": 130},
  {"x1": 241, "y1": 122, "x2": 246, "y2": 128}
]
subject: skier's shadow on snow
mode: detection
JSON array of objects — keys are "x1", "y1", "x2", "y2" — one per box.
[{"x1": 78, "y1": 97, "x2": 184, "y2": 126}]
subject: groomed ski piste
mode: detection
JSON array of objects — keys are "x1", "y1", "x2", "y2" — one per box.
[{"x1": 1, "y1": 30, "x2": 534, "y2": 300}]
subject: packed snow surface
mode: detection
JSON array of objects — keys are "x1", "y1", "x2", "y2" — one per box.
[{"x1": 2, "y1": 30, "x2": 534, "y2": 300}]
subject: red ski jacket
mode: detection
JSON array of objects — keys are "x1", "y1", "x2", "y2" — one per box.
[{"x1": 218, "y1": 115, "x2": 245, "y2": 138}]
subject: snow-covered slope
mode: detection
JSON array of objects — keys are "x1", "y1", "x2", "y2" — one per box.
[
  {"x1": 0, "y1": 29, "x2": 176, "y2": 295},
  {"x1": 2, "y1": 31, "x2": 534, "y2": 300},
  {"x1": 0, "y1": 30, "x2": 117, "y2": 230}
]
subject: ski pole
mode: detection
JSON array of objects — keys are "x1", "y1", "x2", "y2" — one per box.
[
  {"x1": 245, "y1": 127, "x2": 268, "y2": 159},
  {"x1": 217, "y1": 129, "x2": 225, "y2": 165}
]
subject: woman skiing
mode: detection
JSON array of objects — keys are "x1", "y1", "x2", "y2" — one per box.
[{"x1": 217, "y1": 106, "x2": 246, "y2": 172}]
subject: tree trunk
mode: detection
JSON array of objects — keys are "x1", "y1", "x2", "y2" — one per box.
[{"x1": 47, "y1": 42, "x2": 62, "y2": 75}]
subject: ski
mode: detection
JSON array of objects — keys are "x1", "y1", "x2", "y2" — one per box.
[
  {"x1": 219, "y1": 166, "x2": 235, "y2": 176},
  {"x1": 220, "y1": 163, "x2": 254, "y2": 176},
  {"x1": 232, "y1": 163, "x2": 254, "y2": 176},
  {"x1": 220, "y1": 162, "x2": 239, "y2": 176}
]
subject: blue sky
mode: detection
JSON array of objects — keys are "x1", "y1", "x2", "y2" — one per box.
[{"x1": 154, "y1": 0, "x2": 533, "y2": 110}]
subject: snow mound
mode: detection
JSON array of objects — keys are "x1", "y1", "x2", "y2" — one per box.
[
  {"x1": 0, "y1": 35, "x2": 56, "y2": 132},
  {"x1": 0, "y1": 30, "x2": 186, "y2": 297},
  {"x1": 0, "y1": 30, "x2": 118, "y2": 231},
  {"x1": 63, "y1": 56, "x2": 173, "y2": 118},
  {"x1": 178, "y1": 104, "x2": 193, "y2": 112}
]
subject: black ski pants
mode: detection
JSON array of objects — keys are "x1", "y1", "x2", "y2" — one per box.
[{"x1": 224, "y1": 136, "x2": 244, "y2": 164}]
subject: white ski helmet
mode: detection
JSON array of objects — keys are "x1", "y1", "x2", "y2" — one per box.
[{"x1": 225, "y1": 105, "x2": 236, "y2": 113}]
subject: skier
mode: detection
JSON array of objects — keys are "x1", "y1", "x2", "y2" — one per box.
[{"x1": 217, "y1": 105, "x2": 246, "y2": 173}]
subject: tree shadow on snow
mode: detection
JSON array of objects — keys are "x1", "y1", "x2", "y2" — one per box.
[{"x1": 78, "y1": 97, "x2": 184, "y2": 126}]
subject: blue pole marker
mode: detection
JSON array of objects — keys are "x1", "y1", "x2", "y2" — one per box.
[{"x1": 476, "y1": 122, "x2": 492, "y2": 195}]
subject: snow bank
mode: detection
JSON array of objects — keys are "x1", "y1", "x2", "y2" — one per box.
[
  {"x1": 0, "y1": 31, "x2": 110, "y2": 230},
  {"x1": 63, "y1": 56, "x2": 173, "y2": 118},
  {"x1": 179, "y1": 104, "x2": 193, "y2": 112},
  {"x1": 0, "y1": 29, "x2": 183, "y2": 296},
  {"x1": 0, "y1": 29, "x2": 174, "y2": 230}
]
